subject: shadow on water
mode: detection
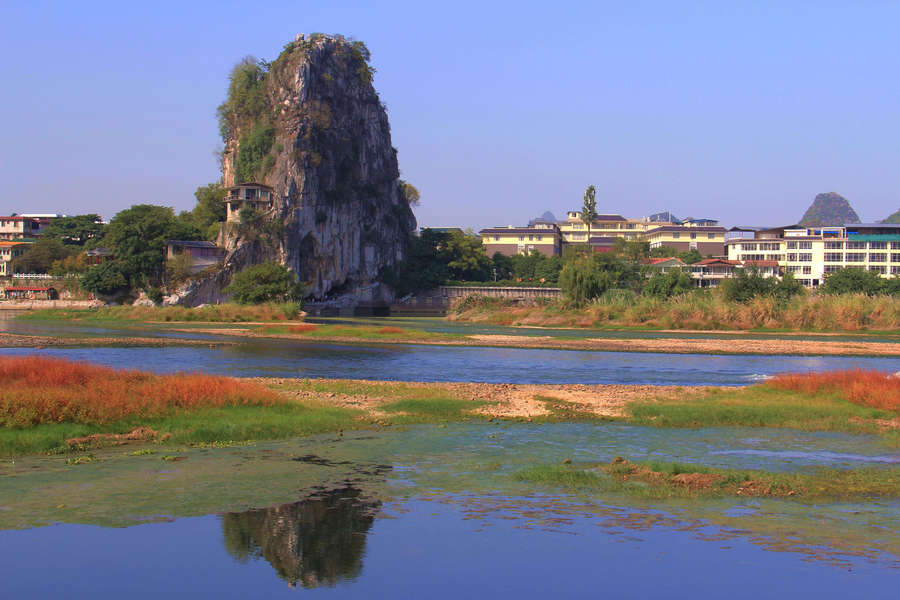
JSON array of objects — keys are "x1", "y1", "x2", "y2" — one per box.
[{"x1": 221, "y1": 485, "x2": 381, "y2": 589}]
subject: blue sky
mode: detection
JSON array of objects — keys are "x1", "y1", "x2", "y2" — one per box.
[{"x1": 2, "y1": 1, "x2": 898, "y2": 229}]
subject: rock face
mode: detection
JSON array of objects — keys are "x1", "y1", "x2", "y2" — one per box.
[
  {"x1": 179, "y1": 34, "x2": 416, "y2": 307},
  {"x1": 798, "y1": 192, "x2": 861, "y2": 227}
]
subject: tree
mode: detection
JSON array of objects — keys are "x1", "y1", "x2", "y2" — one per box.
[
  {"x1": 81, "y1": 261, "x2": 129, "y2": 296},
  {"x1": 101, "y1": 204, "x2": 202, "y2": 287},
  {"x1": 612, "y1": 238, "x2": 650, "y2": 262},
  {"x1": 12, "y1": 239, "x2": 75, "y2": 273},
  {"x1": 399, "y1": 180, "x2": 420, "y2": 206},
  {"x1": 225, "y1": 261, "x2": 304, "y2": 304},
  {"x1": 644, "y1": 268, "x2": 694, "y2": 298},
  {"x1": 581, "y1": 185, "x2": 597, "y2": 249},
  {"x1": 443, "y1": 230, "x2": 491, "y2": 280},
  {"x1": 559, "y1": 254, "x2": 611, "y2": 306},
  {"x1": 188, "y1": 183, "x2": 227, "y2": 237},
  {"x1": 772, "y1": 271, "x2": 806, "y2": 302},
  {"x1": 821, "y1": 267, "x2": 885, "y2": 295},
  {"x1": 720, "y1": 267, "x2": 775, "y2": 302},
  {"x1": 40, "y1": 214, "x2": 106, "y2": 246}
]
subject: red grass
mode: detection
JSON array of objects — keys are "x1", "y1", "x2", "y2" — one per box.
[
  {"x1": 0, "y1": 356, "x2": 282, "y2": 427},
  {"x1": 377, "y1": 327, "x2": 406, "y2": 334},
  {"x1": 768, "y1": 369, "x2": 900, "y2": 411}
]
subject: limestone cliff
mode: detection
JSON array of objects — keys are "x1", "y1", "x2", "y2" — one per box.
[
  {"x1": 798, "y1": 192, "x2": 860, "y2": 227},
  {"x1": 178, "y1": 34, "x2": 416, "y2": 307}
]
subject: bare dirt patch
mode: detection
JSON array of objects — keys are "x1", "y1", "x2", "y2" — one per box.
[
  {"x1": 66, "y1": 427, "x2": 163, "y2": 449},
  {"x1": 258, "y1": 377, "x2": 711, "y2": 420}
]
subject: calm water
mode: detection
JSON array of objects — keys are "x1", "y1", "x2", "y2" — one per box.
[
  {"x1": 1, "y1": 423, "x2": 897, "y2": 598},
  {"x1": 1, "y1": 342, "x2": 898, "y2": 385}
]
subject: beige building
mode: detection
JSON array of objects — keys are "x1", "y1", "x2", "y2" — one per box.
[
  {"x1": 643, "y1": 225, "x2": 727, "y2": 256},
  {"x1": 0, "y1": 216, "x2": 50, "y2": 240},
  {"x1": 726, "y1": 223, "x2": 900, "y2": 287},
  {"x1": 480, "y1": 222, "x2": 561, "y2": 257},
  {"x1": 224, "y1": 183, "x2": 275, "y2": 223},
  {"x1": 0, "y1": 241, "x2": 28, "y2": 276}
]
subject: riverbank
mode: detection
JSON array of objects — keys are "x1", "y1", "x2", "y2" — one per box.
[{"x1": 3, "y1": 358, "x2": 897, "y2": 456}]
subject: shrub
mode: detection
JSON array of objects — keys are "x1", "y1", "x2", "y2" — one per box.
[
  {"x1": 768, "y1": 369, "x2": 900, "y2": 411},
  {"x1": 822, "y1": 267, "x2": 885, "y2": 295},
  {"x1": 226, "y1": 261, "x2": 304, "y2": 304}
]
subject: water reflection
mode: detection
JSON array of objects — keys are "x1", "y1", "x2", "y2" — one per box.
[{"x1": 221, "y1": 486, "x2": 381, "y2": 589}]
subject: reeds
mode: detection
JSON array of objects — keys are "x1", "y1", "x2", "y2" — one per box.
[
  {"x1": 768, "y1": 369, "x2": 900, "y2": 411},
  {"x1": 449, "y1": 292, "x2": 900, "y2": 331},
  {"x1": 0, "y1": 356, "x2": 282, "y2": 427}
]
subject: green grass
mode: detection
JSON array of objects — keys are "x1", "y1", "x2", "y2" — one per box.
[
  {"x1": 379, "y1": 398, "x2": 482, "y2": 422},
  {"x1": 626, "y1": 386, "x2": 895, "y2": 434},
  {"x1": 0, "y1": 403, "x2": 362, "y2": 457},
  {"x1": 19, "y1": 303, "x2": 304, "y2": 323},
  {"x1": 516, "y1": 459, "x2": 900, "y2": 501},
  {"x1": 260, "y1": 324, "x2": 464, "y2": 342}
]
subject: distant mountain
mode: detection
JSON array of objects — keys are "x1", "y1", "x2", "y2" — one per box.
[
  {"x1": 528, "y1": 211, "x2": 558, "y2": 225},
  {"x1": 881, "y1": 209, "x2": 900, "y2": 224},
  {"x1": 798, "y1": 192, "x2": 861, "y2": 227}
]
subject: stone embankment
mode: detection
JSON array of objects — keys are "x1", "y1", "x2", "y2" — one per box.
[{"x1": 0, "y1": 300, "x2": 103, "y2": 311}]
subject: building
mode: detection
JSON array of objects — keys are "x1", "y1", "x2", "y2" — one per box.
[
  {"x1": 642, "y1": 225, "x2": 727, "y2": 256},
  {"x1": 0, "y1": 241, "x2": 28, "y2": 276},
  {"x1": 725, "y1": 223, "x2": 900, "y2": 287},
  {"x1": 687, "y1": 258, "x2": 741, "y2": 288},
  {"x1": 2, "y1": 286, "x2": 58, "y2": 300},
  {"x1": 85, "y1": 247, "x2": 113, "y2": 265},
  {"x1": 0, "y1": 216, "x2": 51, "y2": 240},
  {"x1": 479, "y1": 223, "x2": 561, "y2": 257},
  {"x1": 165, "y1": 240, "x2": 226, "y2": 273},
  {"x1": 645, "y1": 257, "x2": 687, "y2": 272},
  {"x1": 223, "y1": 183, "x2": 275, "y2": 223}
]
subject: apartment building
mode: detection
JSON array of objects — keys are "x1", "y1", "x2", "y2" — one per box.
[
  {"x1": 643, "y1": 225, "x2": 726, "y2": 256},
  {"x1": 480, "y1": 221, "x2": 562, "y2": 257},
  {"x1": 0, "y1": 242, "x2": 27, "y2": 276},
  {"x1": 725, "y1": 223, "x2": 900, "y2": 287},
  {"x1": 0, "y1": 216, "x2": 51, "y2": 240}
]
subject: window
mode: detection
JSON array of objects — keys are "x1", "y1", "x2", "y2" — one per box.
[
  {"x1": 846, "y1": 241, "x2": 866, "y2": 249},
  {"x1": 845, "y1": 253, "x2": 865, "y2": 262},
  {"x1": 759, "y1": 243, "x2": 780, "y2": 250},
  {"x1": 798, "y1": 253, "x2": 812, "y2": 262},
  {"x1": 785, "y1": 265, "x2": 801, "y2": 273},
  {"x1": 824, "y1": 265, "x2": 842, "y2": 273},
  {"x1": 869, "y1": 265, "x2": 886, "y2": 274},
  {"x1": 741, "y1": 254, "x2": 765, "y2": 261},
  {"x1": 869, "y1": 253, "x2": 887, "y2": 263},
  {"x1": 672, "y1": 232, "x2": 680, "y2": 239},
  {"x1": 825, "y1": 241, "x2": 843, "y2": 249},
  {"x1": 798, "y1": 241, "x2": 812, "y2": 249},
  {"x1": 741, "y1": 243, "x2": 758, "y2": 251},
  {"x1": 493, "y1": 236, "x2": 499, "y2": 241},
  {"x1": 786, "y1": 253, "x2": 798, "y2": 261},
  {"x1": 892, "y1": 242, "x2": 900, "y2": 250},
  {"x1": 708, "y1": 233, "x2": 715, "y2": 239},
  {"x1": 518, "y1": 236, "x2": 524, "y2": 241},
  {"x1": 824, "y1": 253, "x2": 843, "y2": 262},
  {"x1": 892, "y1": 253, "x2": 900, "y2": 263},
  {"x1": 528, "y1": 235, "x2": 534, "y2": 241},
  {"x1": 690, "y1": 233, "x2": 697, "y2": 239},
  {"x1": 536, "y1": 235, "x2": 543, "y2": 241},
  {"x1": 870, "y1": 242, "x2": 887, "y2": 249},
  {"x1": 892, "y1": 266, "x2": 900, "y2": 275},
  {"x1": 802, "y1": 266, "x2": 812, "y2": 274},
  {"x1": 786, "y1": 242, "x2": 798, "y2": 249}
]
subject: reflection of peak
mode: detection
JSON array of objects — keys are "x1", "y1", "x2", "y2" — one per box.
[{"x1": 221, "y1": 485, "x2": 381, "y2": 588}]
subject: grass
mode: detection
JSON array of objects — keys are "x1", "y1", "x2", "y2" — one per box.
[
  {"x1": 379, "y1": 398, "x2": 481, "y2": 422},
  {"x1": 448, "y1": 292, "x2": 900, "y2": 332},
  {"x1": 626, "y1": 384, "x2": 896, "y2": 434},
  {"x1": 258, "y1": 323, "x2": 463, "y2": 342},
  {"x1": 0, "y1": 357, "x2": 364, "y2": 456},
  {"x1": 19, "y1": 302, "x2": 304, "y2": 323},
  {"x1": 516, "y1": 458, "x2": 900, "y2": 501},
  {"x1": 0, "y1": 356, "x2": 281, "y2": 427}
]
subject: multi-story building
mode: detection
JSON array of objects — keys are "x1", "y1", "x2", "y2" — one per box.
[
  {"x1": 0, "y1": 241, "x2": 28, "y2": 276},
  {"x1": 479, "y1": 221, "x2": 562, "y2": 257},
  {"x1": 0, "y1": 216, "x2": 51, "y2": 240},
  {"x1": 726, "y1": 223, "x2": 900, "y2": 287},
  {"x1": 481, "y1": 210, "x2": 726, "y2": 257}
]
